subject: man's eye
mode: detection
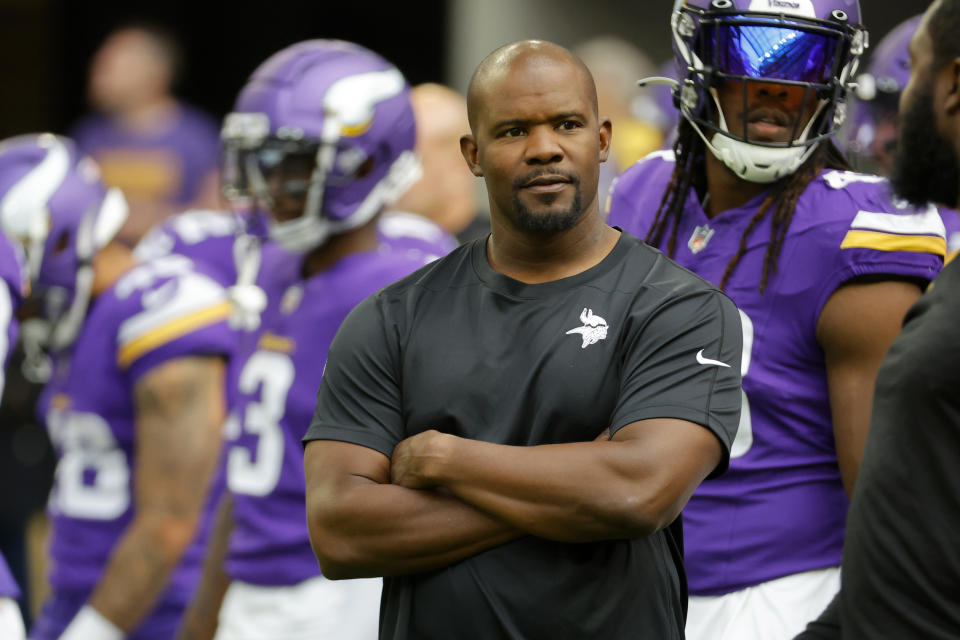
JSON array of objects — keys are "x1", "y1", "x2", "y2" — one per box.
[
  {"x1": 558, "y1": 120, "x2": 581, "y2": 131},
  {"x1": 502, "y1": 127, "x2": 524, "y2": 137}
]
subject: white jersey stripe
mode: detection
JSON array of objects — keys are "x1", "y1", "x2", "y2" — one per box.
[
  {"x1": 850, "y1": 207, "x2": 946, "y2": 238},
  {"x1": 117, "y1": 273, "x2": 228, "y2": 350}
]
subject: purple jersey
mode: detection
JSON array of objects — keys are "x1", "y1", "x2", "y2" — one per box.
[
  {"x1": 608, "y1": 152, "x2": 944, "y2": 595},
  {"x1": 377, "y1": 210, "x2": 459, "y2": 264},
  {"x1": 35, "y1": 255, "x2": 236, "y2": 638},
  {"x1": 71, "y1": 104, "x2": 220, "y2": 208},
  {"x1": 224, "y1": 244, "x2": 430, "y2": 586}
]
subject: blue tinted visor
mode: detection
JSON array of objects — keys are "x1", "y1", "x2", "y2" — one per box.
[{"x1": 703, "y1": 20, "x2": 841, "y2": 84}]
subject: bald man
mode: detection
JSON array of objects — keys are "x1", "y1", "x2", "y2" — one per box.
[
  {"x1": 303, "y1": 40, "x2": 742, "y2": 640},
  {"x1": 390, "y1": 83, "x2": 478, "y2": 236}
]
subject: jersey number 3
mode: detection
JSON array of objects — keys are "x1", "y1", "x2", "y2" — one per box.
[{"x1": 226, "y1": 351, "x2": 294, "y2": 496}]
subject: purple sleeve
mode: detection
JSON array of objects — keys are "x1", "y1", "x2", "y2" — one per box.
[
  {"x1": 808, "y1": 178, "x2": 944, "y2": 321},
  {"x1": 124, "y1": 319, "x2": 237, "y2": 384},
  {"x1": 114, "y1": 270, "x2": 238, "y2": 384}
]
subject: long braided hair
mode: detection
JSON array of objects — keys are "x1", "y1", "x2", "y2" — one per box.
[{"x1": 645, "y1": 117, "x2": 850, "y2": 294}]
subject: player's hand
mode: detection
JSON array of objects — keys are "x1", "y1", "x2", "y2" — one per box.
[{"x1": 391, "y1": 429, "x2": 451, "y2": 489}]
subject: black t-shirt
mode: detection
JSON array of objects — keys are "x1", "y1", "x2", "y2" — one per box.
[
  {"x1": 834, "y1": 257, "x2": 960, "y2": 638},
  {"x1": 305, "y1": 231, "x2": 742, "y2": 640}
]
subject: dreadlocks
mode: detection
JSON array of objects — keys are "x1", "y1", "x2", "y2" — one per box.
[{"x1": 645, "y1": 118, "x2": 850, "y2": 294}]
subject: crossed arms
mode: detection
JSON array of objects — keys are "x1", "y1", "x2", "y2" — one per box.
[{"x1": 304, "y1": 416, "x2": 722, "y2": 580}]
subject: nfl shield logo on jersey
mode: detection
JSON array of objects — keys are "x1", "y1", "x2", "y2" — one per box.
[{"x1": 688, "y1": 225, "x2": 715, "y2": 254}]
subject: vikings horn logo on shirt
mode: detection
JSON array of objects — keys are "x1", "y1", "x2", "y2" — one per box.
[{"x1": 566, "y1": 308, "x2": 609, "y2": 349}]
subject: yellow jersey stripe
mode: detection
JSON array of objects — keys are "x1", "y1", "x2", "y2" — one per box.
[
  {"x1": 257, "y1": 333, "x2": 295, "y2": 354},
  {"x1": 840, "y1": 230, "x2": 946, "y2": 257},
  {"x1": 117, "y1": 301, "x2": 232, "y2": 368}
]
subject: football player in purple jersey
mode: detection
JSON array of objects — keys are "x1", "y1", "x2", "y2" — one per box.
[
  {"x1": 176, "y1": 40, "x2": 441, "y2": 640},
  {"x1": 0, "y1": 134, "x2": 235, "y2": 640},
  {"x1": 0, "y1": 226, "x2": 29, "y2": 638},
  {"x1": 843, "y1": 13, "x2": 960, "y2": 253},
  {"x1": 607, "y1": 1, "x2": 945, "y2": 638}
]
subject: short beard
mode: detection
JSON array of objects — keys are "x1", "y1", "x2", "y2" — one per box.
[
  {"x1": 891, "y1": 82, "x2": 960, "y2": 208},
  {"x1": 510, "y1": 170, "x2": 584, "y2": 234}
]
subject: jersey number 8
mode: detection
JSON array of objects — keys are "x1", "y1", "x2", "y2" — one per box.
[{"x1": 47, "y1": 409, "x2": 131, "y2": 520}]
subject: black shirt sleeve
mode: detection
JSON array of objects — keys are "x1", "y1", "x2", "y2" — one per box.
[
  {"x1": 610, "y1": 287, "x2": 742, "y2": 476},
  {"x1": 303, "y1": 293, "x2": 404, "y2": 457}
]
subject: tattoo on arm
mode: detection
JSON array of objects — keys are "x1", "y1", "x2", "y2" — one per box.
[
  {"x1": 176, "y1": 495, "x2": 234, "y2": 640},
  {"x1": 86, "y1": 356, "x2": 226, "y2": 631}
]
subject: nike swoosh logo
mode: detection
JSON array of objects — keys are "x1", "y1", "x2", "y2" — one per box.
[{"x1": 696, "y1": 349, "x2": 730, "y2": 368}]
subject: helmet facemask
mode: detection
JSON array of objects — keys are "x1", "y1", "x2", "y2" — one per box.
[
  {"x1": 221, "y1": 65, "x2": 422, "y2": 255},
  {"x1": 671, "y1": 3, "x2": 867, "y2": 182}
]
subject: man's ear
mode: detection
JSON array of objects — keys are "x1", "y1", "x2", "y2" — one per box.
[
  {"x1": 460, "y1": 134, "x2": 483, "y2": 177},
  {"x1": 598, "y1": 118, "x2": 612, "y2": 164}
]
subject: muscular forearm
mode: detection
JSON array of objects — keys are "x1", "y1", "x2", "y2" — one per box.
[
  {"x1": 396, "y1": 423, "x2": 719, "y2": 543},
  {"x1": 87, "y1": 512, "x2": 200, "y2": 631},
  {"x1": 427, "y1": 437, "x2": 654, "y2": 541},
  {"x1": 307, "y1": 474, "x2": 520, "y2": 580},
  {"x1": 176, "y1": 496, "x2": 233, "y2": 640}
]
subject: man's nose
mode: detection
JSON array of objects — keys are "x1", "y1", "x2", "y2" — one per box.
[
  {"x1": 749, "y1": 81, "x2": 806, "y2": 108},
  {"x1": 752, "y1": 82, "x2": 790, "y2": 100},
  {"x1": 524, "y1": 125, "x2": 563, "y2": 165}
]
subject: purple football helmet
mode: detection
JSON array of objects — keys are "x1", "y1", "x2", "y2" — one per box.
[
  {"x1": 844, "y1": 14, "x2": 922, "y2": 175},
  {"x1": 0, "y1": 134, "x2": 127, "y2": 351},
  {"x1": 669, "y1": 0, "x2": 867, "y2": 182},
  {"x1": 221, "y1": 39, "x2": 420, "y2": 253}
]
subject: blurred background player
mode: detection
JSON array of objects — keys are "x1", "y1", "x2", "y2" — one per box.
[
  {"x1": 843, "y1": 13, "x2": 960, "y2": 253},
  {"x1": 176, "y1": 40, "x2": 444, "y2": 640},
  {"x1": 607, "y1": 1, "x2": 945, "y2": 638},
  {"x1": 0, "y1": 134, "x2": 235, "y2": 640},
  {"x1": 136, "y1": 84, "x2": 464, "y2": 284},
  {"x1": 0, "y1": 180, "x2": 30, "y2": 638},
  {"x1": 71, "y1": 23, "x2": 222, "y2": 246},
  {"x1": 387, "y1": 82, "x2": 481, "y2": 245}
]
